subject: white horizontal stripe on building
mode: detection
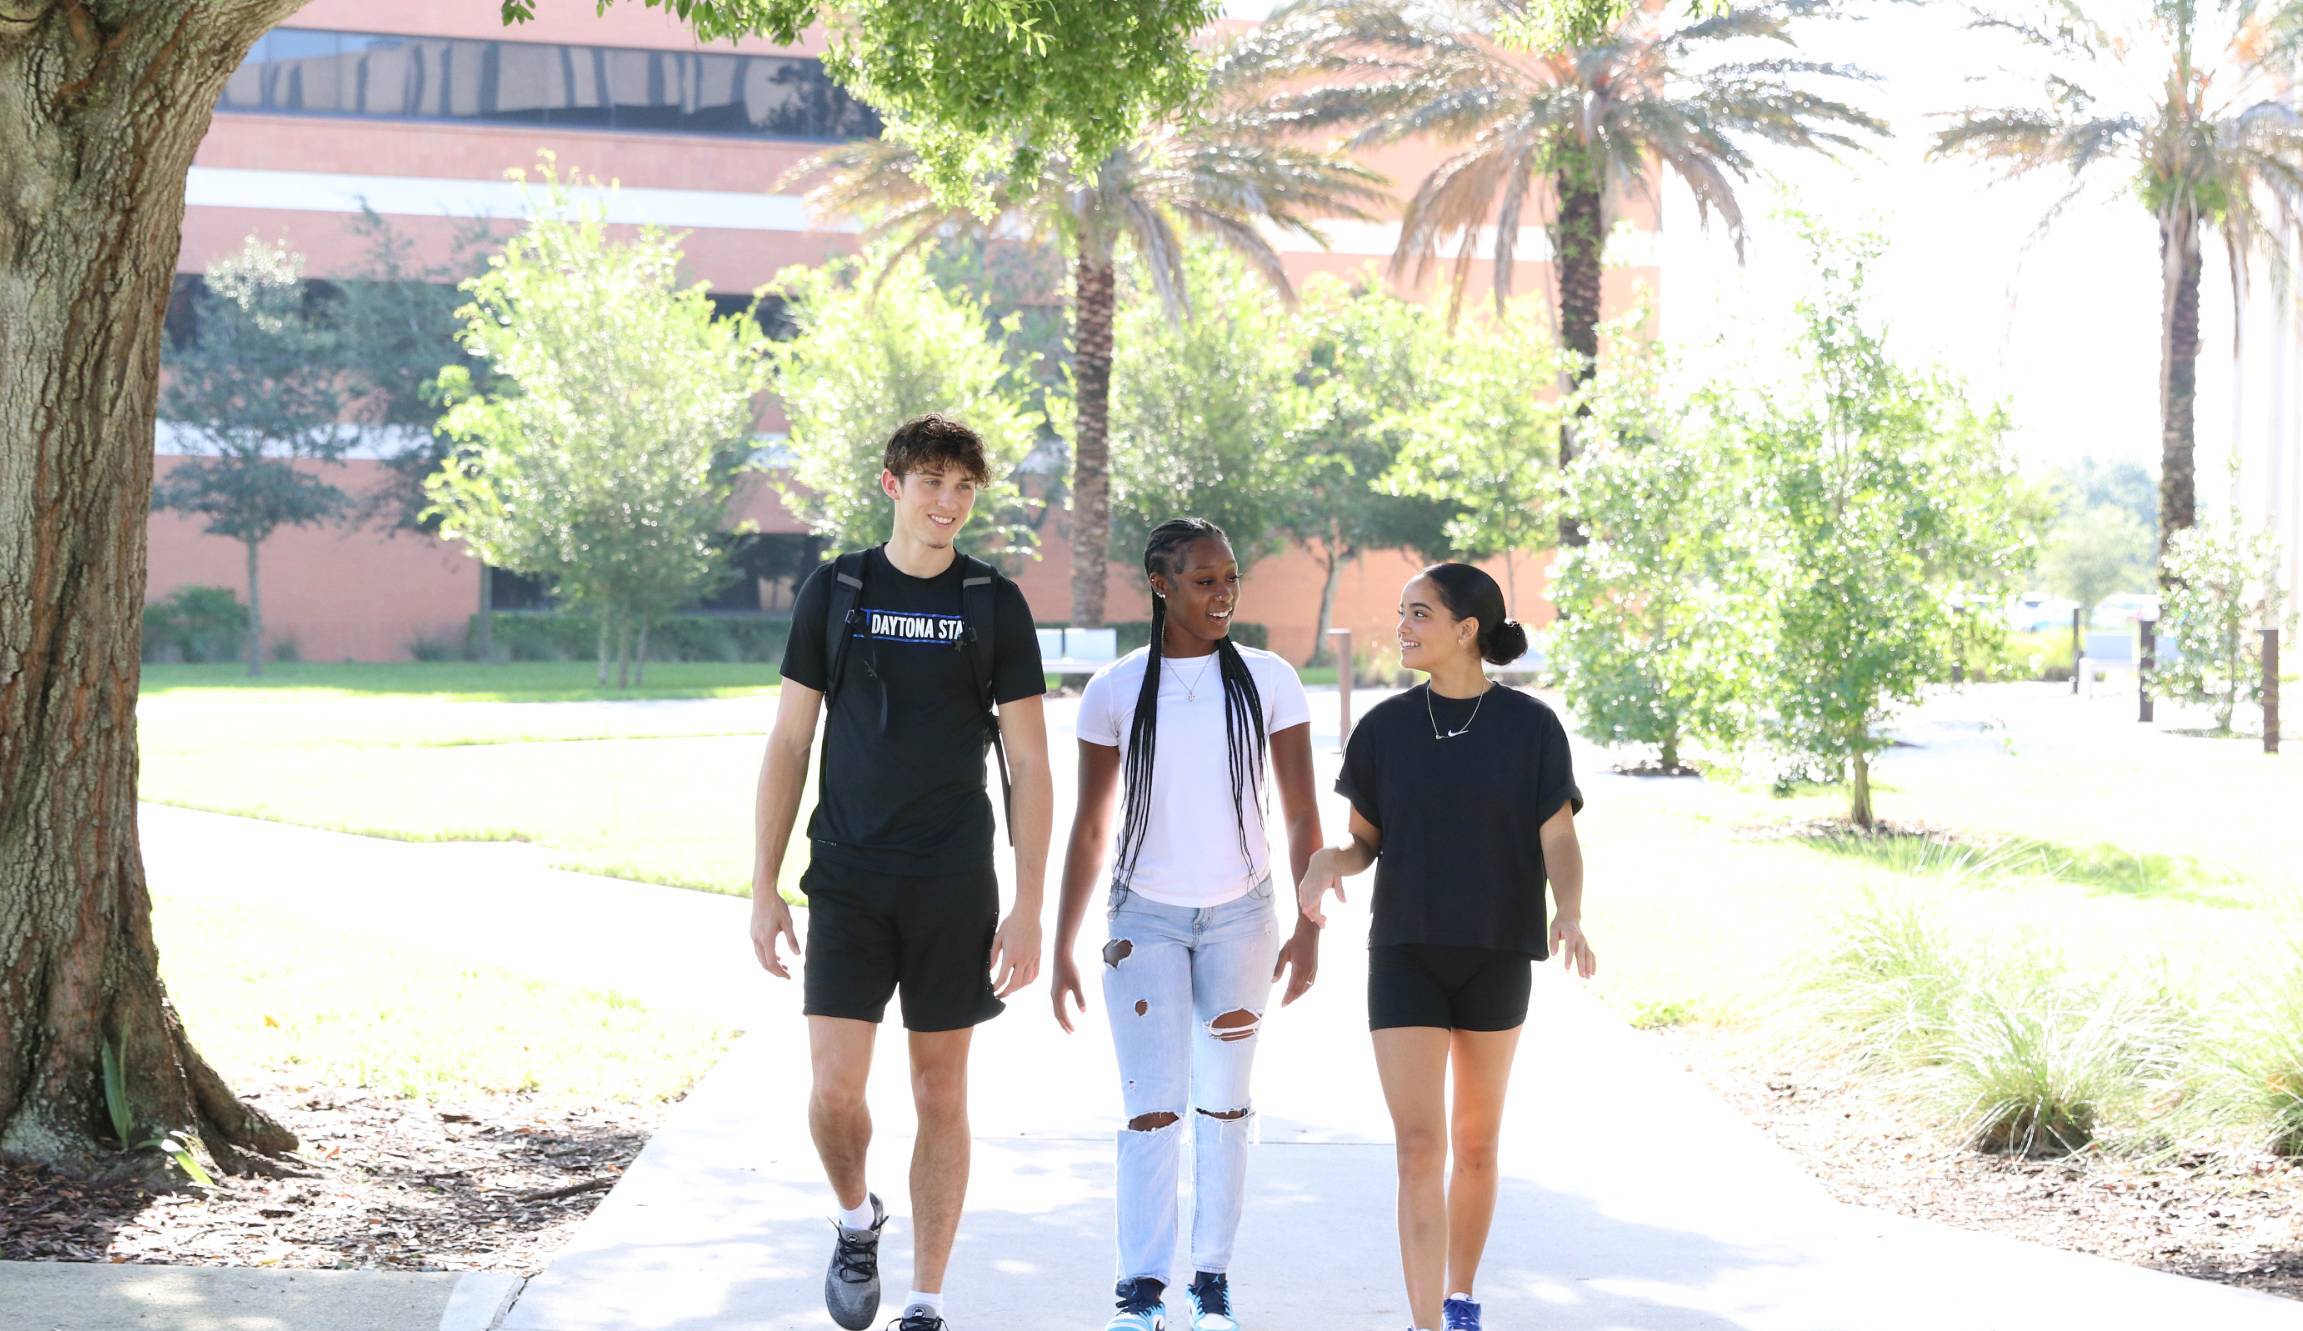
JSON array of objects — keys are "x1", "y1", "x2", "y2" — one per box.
[{"x1": 184, "y1": 167, "x2": 1659, "y2": 263}]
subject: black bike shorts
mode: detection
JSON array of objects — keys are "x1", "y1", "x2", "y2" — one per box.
[{"x1": 1367, "y1": 943, "x2": 1532, "y2": 1032}]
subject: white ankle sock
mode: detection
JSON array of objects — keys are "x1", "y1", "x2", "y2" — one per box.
[
  {"x1": 904, "y1": 1290, "x2": 944, "y2": 1317},
  {"x1": 836, "y1": 1196, "x2": 875, "y2": 1231},
  {"x1": 1448, "y1": 1291, "x2": 1474, "y2": 1301}
]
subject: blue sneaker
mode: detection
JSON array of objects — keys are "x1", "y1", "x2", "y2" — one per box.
[
  {"x1": 1105, "y1": 1277, "x2": 1166, "y2": 1331},
  {"x1": 1442, "y1": 1296, "x2": 1482, "y2": 1331},
  {"x1": 1186, "y1": 1272, "x2": 1238, "y2": 1331}
]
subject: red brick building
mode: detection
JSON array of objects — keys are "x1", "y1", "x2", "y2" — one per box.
[{"x1": 153, "y1": 0, "x2": 1660, "y2": 663}]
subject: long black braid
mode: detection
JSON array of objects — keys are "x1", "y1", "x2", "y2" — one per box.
[{"x1": 1115, "y1": 518, "x2": 1269, "y2": 886}]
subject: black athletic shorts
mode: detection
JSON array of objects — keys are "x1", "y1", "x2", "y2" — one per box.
[
  {"x1": 1367, "y1": 943, "x2": 1532, "y2": 1032},
  {"x1": 800, "y1": 858, "x2": 1006, "y2": 1032}
]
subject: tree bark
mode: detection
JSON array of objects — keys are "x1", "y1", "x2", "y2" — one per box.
[
  {"x1": 1552, "y1": 157, "x2": 1603, "y2": 550},
  {"x1": 1307, "y1": 539, "x2": 1351, "y2": 668},
  {"x1": 595, "y1": 610, "x2": 612, "y2": 687},
  {"x1": 633, "y1": 614, "x2": 649, "y2": 688},
  {"x1": 242, "y1": 538, "x2": 262, "y2": 677},
  {"x1": 473, "y1": 562, "x2": 494, "y2": 663},
  {"x1": 2158, "y1": 215, "x2": 2202, "y2": 573},
  {"x1": 1850, "y1": 747, "x2": 1873, "y2": 830},
  {"x1": 1, "y1": 0, "x2": 305, "y2": 1181},
  {"x1": 1068, "y1": 253, "x2": 1117, "y2": 627}
]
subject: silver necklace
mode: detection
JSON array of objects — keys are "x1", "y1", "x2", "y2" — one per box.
[
  {"x1": 1425, "y1": 681, "x2": 1492, "y2": 740},
  {"x1": 1171, "y1": 652, "x2": 1218, "y2": 702}
]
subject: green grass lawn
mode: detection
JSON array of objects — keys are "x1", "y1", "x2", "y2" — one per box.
[
  {"x1": 153, "y1": 883, "x2": 738, "y2": 1104},
  {"x1": 142, "y1": 661, "x2": 782, "y2": 703}
]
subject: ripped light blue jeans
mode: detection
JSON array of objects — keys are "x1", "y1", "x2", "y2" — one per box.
[{"x1": 1101, "y1": 876, "x2": 1278, "y2": 1283}]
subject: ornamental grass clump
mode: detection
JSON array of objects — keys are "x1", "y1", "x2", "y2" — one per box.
[{"x1": 2191, "y1": 941, "x2": 2303, "y2": 1158}]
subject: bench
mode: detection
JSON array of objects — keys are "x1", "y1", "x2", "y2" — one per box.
[{"x1": 1038, "y1": 626, "x2": 1120, "y2": 677}]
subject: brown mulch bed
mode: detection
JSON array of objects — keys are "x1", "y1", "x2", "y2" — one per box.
[
  {"x1": 1649, "y1": 1025, "x2": 2303, "y2": 1301},
  {"x1": 0, "y1": 1079, "x2": 664, "y2": 1272}
]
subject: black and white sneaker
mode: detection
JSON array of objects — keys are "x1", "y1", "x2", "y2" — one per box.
[
  {"x1": 892, "y1": 1306, "x2": 947, "y2": 1331},
  {"x1": 824, "y1": 1194, "x2": 887, "y2": 1330},
  {"x1": 1186, "y1": 1272, "x2": 1239, "y2": 1331},
  {"x1": 1105, "y1": 1276, "x2": 1167, "y2": 1330}
]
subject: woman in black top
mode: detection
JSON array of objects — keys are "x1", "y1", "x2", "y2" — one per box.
[{"x1": 1297, "y1": 562, "x2": 1593, "y2": 1331}]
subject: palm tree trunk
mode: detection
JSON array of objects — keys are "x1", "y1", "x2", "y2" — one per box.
[
  {"x1": 1553, "y1": 155, "x2": 1604, "y2": 550},
  {"x1": 1, "y1": 0, "x2": 303, "y2": 1181},
  {"x1": 2158, "y1": 215, "x2": 2203, "y2": 573},
  {"x1": 1069, "y1": 254, "x2": 1118, "y2": 626}
]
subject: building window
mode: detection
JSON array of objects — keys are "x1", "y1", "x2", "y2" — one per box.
[{"x1": 219, "y1": 28, "x2": 881, "y2": 142}]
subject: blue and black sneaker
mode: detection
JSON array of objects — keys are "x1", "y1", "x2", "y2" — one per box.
[
  {"x1": 1105, "y1": 1276, "x2": 1166, "y2": 1331},
  {"x1": 1185, "y1": 1272, "x2": 1239, "y2": 1331},
  {"x1": 1442, "y1": 1295, "x2": 1482, "y2": 1331}
]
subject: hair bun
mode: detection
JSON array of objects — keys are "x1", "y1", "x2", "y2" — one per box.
[{"x1": 1484, "y1": 619, "x2": 1530, "y2": 666}]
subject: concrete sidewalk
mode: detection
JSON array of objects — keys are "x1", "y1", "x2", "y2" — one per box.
[
  {"x1": 0, "y1": 1260, "x2": 520, "y2": 1331},
  {"x1": 497, "y1": 956, "x2": 2303, "y2": 1331}
]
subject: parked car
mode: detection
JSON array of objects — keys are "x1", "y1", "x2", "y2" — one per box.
[
  {"x1": 2006, "y1": 593, "x2": 2082, "y2": 634},
  {"x1": 2091, "y1": 592, "x2": 2161, "y2": 628}
]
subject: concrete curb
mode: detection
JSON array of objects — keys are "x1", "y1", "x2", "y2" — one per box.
[{"x1": 440, "y1": 1272, "x2": 526, "y2": 1331}]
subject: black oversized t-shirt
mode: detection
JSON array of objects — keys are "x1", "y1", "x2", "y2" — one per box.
[
  {"x1": 1335, "y1": 685, "x2": 1583, "y2": 958},
  {"x1": 780, "y1": 546, "x2": 1045, "y2": 875}
]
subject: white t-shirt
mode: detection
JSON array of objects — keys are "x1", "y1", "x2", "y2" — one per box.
[{"x1": 1077, "y1": 644, "x2": 1312, "y2": 907}]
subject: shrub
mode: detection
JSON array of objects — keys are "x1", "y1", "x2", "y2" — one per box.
[
  {"x1": 1104, "y1": 620, "x2": 1269, "y2": 654},
  {"x1": 141, "y1": 585, "x2": 247, "y2": 664},
  {"x1": 408, "y1": 633, "x2": 464, "y2": 663},
  {"x1": 486, "y1": 612, "x2": 793, "y2": 665},
  {"x1": 270, "y1": 637, "x2": 301, "y2": 664}
]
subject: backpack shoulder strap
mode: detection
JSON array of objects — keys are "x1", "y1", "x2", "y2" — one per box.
[
  {"x1": 820, "y1": 550, "x2": 870, "y2": 709},
  {"x1": 953, "y1": 555, "x2": 1012, "y2": 845}
]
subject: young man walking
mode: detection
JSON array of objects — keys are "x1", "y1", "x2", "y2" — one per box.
[{"x1": 749, "y1": 414, "x2": 1053, "y2": 1331}]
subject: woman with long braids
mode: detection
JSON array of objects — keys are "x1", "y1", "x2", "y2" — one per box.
[
  {"x1": 1050, "y1": 518, "x2": 1324, "y2": 1331},
  {"x1": 1298, "y1": 562, "x2": 1593, "y2": 1331}
]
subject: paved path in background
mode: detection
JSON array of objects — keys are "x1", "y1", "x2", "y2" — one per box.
[{"x1": 115, "y1": 684, "x2": 2303, "y2": 1330}]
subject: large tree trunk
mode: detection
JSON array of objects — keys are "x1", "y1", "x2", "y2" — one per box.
[
  {"x1": 1552, "y1": 156, "x2": 1604, "y2": 551},
  {"x1": 1, "y1": 0, "x2": 305, "y2": 1181},
  {"x1": 2158, "y1": 214, "x2": 2202, "y2": 573},
  {"x1": 242, "y1": 538, "x2": 263, "y2": 677},
  {"x1": 1850, "y1": 746, "x2": 1874, "y2": 831},
  {"x1": 1068, "y1": 253, "x2": 1117, "y2": 627}
]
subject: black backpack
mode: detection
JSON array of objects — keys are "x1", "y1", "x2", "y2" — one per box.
[{"x1": 819, "y1": 549, "x2": 1013, "y2": 843}]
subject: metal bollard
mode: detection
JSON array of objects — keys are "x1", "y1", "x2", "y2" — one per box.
[
  {"x1": 2265, "y1": 627, "x2": 2282, "y2": 755},
  {"x1": 1329, "y1": 628, "x2": 1354, "y2": 750},
  {"x1": 2138, "y1": 617, "x2": 2156, "y2": 723}
]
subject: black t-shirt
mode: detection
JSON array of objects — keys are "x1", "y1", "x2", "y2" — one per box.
[
  {"x1": 781, "y1": 546, "x2": 1045, "y2": 875},
  {"x1": 1335, "y1": 684, "x2": 1584, "y2": 957}
]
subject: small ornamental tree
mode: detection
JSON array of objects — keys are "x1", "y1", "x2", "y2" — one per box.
[
  {"x1": 1093, "y1": 242, "x2": 1308, "y2": 565},
  {"x1": 2041, "y1": 503, "x2": 2154, "y2": 624},
  {"x1": 424, "y1": 163, "x2": 772, "y2": 689},
  {"x1": 1745, "y1": 225, "x2": 2031, "y2": 827},
  {"x1": 766, "y1": 244, "x2": 1044, "y2": 557},
  {"x1": 1553, "y1": 332, "x2": 1762, "y2": 771},
  {"x1": 2153, "y1": 512, "x2": 2286, "y2": 735},
  {"x1": 1386, "y1": 305, "x2": 1561, "y2": 612},
  {"x1": 155, "y1": 237, "x2": 357, "y2": 677},
  {"x1": 1283, "y1": 276, "x2": 1461, "y2": 665}
]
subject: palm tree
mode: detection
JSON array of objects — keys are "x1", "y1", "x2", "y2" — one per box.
[
  {"x1": 1257, "y1": 0, "x2": 1881, "y2": 541},
  {"x1": 790, "y1": 41, "x2": 1389, "y2": 626},
  {"x1": 1934, "y1": 0, "x2": 2303, "y2": 572}
]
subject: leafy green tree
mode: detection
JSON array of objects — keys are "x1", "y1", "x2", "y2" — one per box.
[
  {"x1": 2153, "y1": 511, "x2": 2285, "y2": 734},
  {"x1": 424, "y1": 163, "x2": 771, "y2": 690},
  {"x1": 1263, "y1": 0, "x2": 1880, "y2": 540},
  {"x1": 1385, "y1": 304, "x2": 1562, "y2": 611},
  {"x1": 1744, "y1": 225, "x2": 2031, "y2": 828},
  {"x1": 1935, "y1": 1, "x2": 2303, "y2": 571},
  {"x1": 1090, "y1": 243, "x2": 1308, "y2": 566},
  {"x1": 794, "y1": 32, "x2": 1385, "y2": 623},
  {"x1": 764, "y1": 244, "x2": 1044, "y2": 557},
  {"x1": 154, "y1": 237, "x2": 357, "y2": 677},
  {"x1": 508, "y1": 0, "x2": 1226, "y2": 206},
  {"x1": 0, "y1": 0, "x2": 1220, "y2": 1186},
  {"x1": 2054, "y1": 455, "x2": 2158, "y2": 536},
  {"x1": 1552, "y1": 330, "x2": 1760, "y2": 771},
  {"x1": 2042, "y1": 504, "x2": 2154, "y2": 621},
  {"x1": 1285, "y1": 275, "x2": 1461, "y2": 665}
]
